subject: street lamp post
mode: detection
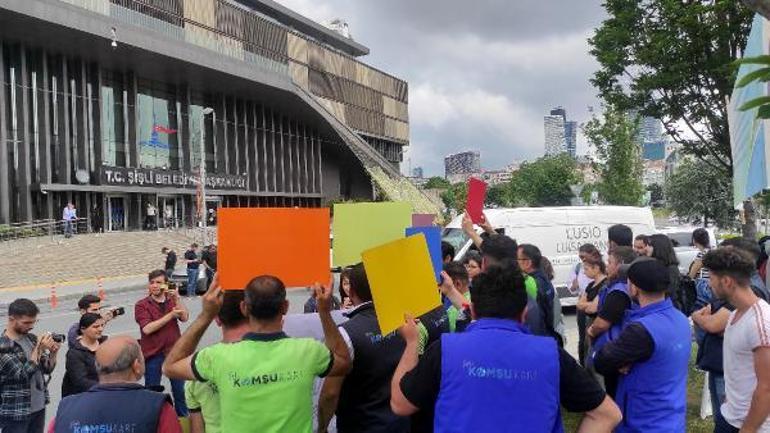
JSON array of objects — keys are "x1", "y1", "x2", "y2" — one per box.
[{"x1": 200, "y1": 107, "x2": 214, "y2": 243}]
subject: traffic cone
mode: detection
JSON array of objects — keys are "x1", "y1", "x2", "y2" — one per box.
[
  {"x1": 98, "y1": 277, "x2": 105, "y2": 301},
  {"x1": 49, "y1": 283, "x2": 58, "y2": 310}
]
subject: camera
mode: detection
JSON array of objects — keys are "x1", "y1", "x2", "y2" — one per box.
[
  {"x1": 111, "y1": 307, "x2": 125, "y2": 317},
  {"x1": 51, "y1": 333, "x2": 66, "y2": 343}
]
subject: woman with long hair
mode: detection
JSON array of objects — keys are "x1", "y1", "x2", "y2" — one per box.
[
  {"x1": 577, "y1": 253, "x2": 608, "y2": 367},
  {"x1": 648, "y1": 233, "x2": 683, "y2": 310}
]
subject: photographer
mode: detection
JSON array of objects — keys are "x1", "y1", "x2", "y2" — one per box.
[
  {"x1": 0, "y1": 298, "x2": 61, "y2": 433},
  {"x1": 135, "y1": 269, "x2": 189, "y2": 417},
  {"x1": 67, "y1": 295, "x2": 119, "y2": 349},
  {"x1": 62, "y1": 313, "x2": 107, "y2": 397}
]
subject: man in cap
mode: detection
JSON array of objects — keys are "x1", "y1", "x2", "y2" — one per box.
[{"x1": 593, "y1": 259, "x2": 691, "y2": 433}]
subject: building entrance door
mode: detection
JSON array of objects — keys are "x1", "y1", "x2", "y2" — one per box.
[
  {"x1": 107, "y1": 196, "x2": 127, "y2": 231},
  {"x1": 159, "y1": 196, "x2": 179, "y2": 229}
]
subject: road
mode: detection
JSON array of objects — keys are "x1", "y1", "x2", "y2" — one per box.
[{"x1": 33, "y1": 289, "x2": 578, "y2": 425}]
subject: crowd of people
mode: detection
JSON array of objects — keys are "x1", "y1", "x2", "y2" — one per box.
[{"x1": 2, "y1": 214, "x2": 770, "y2": 433}]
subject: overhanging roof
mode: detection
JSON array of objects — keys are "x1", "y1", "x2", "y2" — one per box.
[{"x1": 234, "y1": 0, "x2": 370, "y2": 57}]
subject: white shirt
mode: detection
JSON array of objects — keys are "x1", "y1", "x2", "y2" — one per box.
[
  {"x1": 568, "y1": 264, "x2": 593, "y2": 296},
  {"x1": 722, "y1": 298, "x2": 770, "y2": 431}
]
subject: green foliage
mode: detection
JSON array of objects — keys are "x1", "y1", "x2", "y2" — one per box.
[
  {"x1": 510, "y1": 154, "x2": 579, "y2": 207},
  {"x1": 589, "y1": 0, "x2": 753, "y2": 173},
  {"x1": 440, "y1": 182, "x2": 468, "y2": 213},
  {"x1": 648, "y1": 183, "x2": 665, "y2": 205},
  {"x1": 485, "y1": 184, "x2": 511, "y2": 208},
  {"x1": 423, "y1": 176, "x2": 451, "y2": 190},
  {"x1": 664, "y1": 158, "x2": 737, "y2": 228},
  {"x1": 583, "y1": 107, "x2": 645, "y2": 206}
]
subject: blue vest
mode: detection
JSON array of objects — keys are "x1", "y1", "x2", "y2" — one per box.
[
  {"x1": 590, "y1": 280, "x2": 631, "y2": 362},
  {"x1": 615, "y1": 299, "x2": 691, "y2": 433},
  {"x1": 435, "y1": 319, "x2": 563, "y2": 433},
  {"x1": 54, "y1": 383, "x2": 169, "y2": 433}
]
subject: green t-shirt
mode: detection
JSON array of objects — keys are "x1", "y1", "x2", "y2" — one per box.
[
  {"x1": 192, "y1": 333, "x2": 333, "y2": 433},
  {"x1": 185, "y1": 379, "x2": 221, "y2": 433},
  {"x1": 447, "y1": 291, "x2": 472, "y2": 333},
  {"x1": 524, "y1": 275, "x2": 538, "y2": 300}
]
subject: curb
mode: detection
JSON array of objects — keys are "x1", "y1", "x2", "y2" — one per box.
[{"x1": 0, "y1": 282, "x2": 147, "y2": 318}]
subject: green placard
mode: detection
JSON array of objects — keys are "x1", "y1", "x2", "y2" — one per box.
[{"x1": 332, "y1": 202, "x2": 412, "y2": 267}]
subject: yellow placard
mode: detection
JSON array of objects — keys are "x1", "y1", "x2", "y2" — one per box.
[
  {"x1": 362, "y1": 233, "x2": 441, "y2": 335},
  {"x1": 332, "y1": 202, "x2": 411, "y2": 267}
]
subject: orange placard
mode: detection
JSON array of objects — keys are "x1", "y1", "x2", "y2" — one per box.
[{"x1": 218, "y1": 208, "x2": 330, "y2": 290}]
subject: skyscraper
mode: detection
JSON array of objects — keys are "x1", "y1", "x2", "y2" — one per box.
[
  {"x1": 636, "y1": 116, "x2": 666, "y2": 161},
  {"x1": 544, "y1": 107, "x2": 577, "y2": 157},
  {"x1": 444, "y1": 151, "x2": 481, "y2": 184}
]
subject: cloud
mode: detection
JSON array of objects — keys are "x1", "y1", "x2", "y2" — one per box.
[{"x1": 275, "y1": 0, "x2": 606, "y2": 175}]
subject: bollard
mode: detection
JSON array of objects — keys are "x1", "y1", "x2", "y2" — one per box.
[
  {"x1": 98, "y1": 277, "x2": 105, "y2": 301},
  {"x1": 49, "y1": 283, "x2": 58, "y2": 310}
]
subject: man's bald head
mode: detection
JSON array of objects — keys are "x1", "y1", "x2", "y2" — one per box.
[
  {"x1": 96, "y1": 336, "x2": 144, "y2": 382},
  {"x1": 243, "y1": 275, "x2": 288, "y2": 321}
]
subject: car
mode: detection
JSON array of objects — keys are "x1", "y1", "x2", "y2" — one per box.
[
  {"x1": 657, "y1": 226, "x2": 718, "y2": 275},
  {"x1": 169, "y1": 266, "x2": 207, "y2": 296}
]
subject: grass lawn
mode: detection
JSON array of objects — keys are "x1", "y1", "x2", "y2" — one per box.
[{"x1": 562, "y1": 347, "x2": 713, "y2": 432}]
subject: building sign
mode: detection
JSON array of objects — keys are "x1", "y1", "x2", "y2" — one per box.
[{"x1": 100, "y1": 166, "x2": 247, "y2": 191}]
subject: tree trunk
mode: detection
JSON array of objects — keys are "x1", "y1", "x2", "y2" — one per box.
[
  {"x1": 743, "y1": 199, "x2": 758, "y2": 241},
  {"x1": 742, "y1": 0, "x2": 770, "y2": 20}
]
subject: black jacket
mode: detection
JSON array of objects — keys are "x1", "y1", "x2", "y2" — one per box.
[{"x1": 62, "y1": 337, "x2": 106, "y2": 397}]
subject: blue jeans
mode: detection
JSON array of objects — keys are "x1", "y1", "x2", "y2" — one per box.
[
  {"x1": 64, "y1": 220, "x2": 74, "y2": 237},
  {"x1": 144, "y1": 353, "x2": 188, "y2": 417},
  {"x1": 709, "y1": 372, "x2": 728, "y2": 430},
  {"x1": 187, "y1": 268, "x2": 198, "y2": 296}
]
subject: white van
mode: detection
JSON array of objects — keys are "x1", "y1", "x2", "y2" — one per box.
[{"x1": 442, "y1": 206, "x2": 657, "y2": 306}]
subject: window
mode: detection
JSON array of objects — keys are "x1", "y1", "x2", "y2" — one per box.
[{"x1": 137, "y1": 83, "x2": 178, "y2": 169}]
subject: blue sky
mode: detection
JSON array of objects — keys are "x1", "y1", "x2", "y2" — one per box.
[{"x1": 276, "y1": 0, "x2": 607, "y2": 176}]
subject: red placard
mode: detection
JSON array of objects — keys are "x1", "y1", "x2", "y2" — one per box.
[{"x1": 465, "y1": 177, "x2": 488, "y2": 224}]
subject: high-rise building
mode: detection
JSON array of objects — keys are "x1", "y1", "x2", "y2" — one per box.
[
  {"x1": 635, "y1": 116, "x2": 666, "y2": 161},
  {"x1": 412, "y1": 167, "x2": 424, "y2": 179},
  {"x1": 0, "y1": 0, "x2": 421, "y2": 227},
  {"x1": 544, "y1": 107, "x2": 577, "y2": 157},
  {"x1": 444, "y1": 151, "x2": 481, "y2": 184}
]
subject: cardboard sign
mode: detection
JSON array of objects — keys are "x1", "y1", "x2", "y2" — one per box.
[
  {"x1": 218, "y1": 208, "x2": 330, "y2": 290},
  {"x1": 332, "y1": 202, "x2": 411, "y2": 267},
  {"x1": 405, "y1": 226, "x2": 443, "y2": 282},
  {"x1": 411, "y1": 213, "x2": 436, "y2": 227},
  {"x1": 362, "y1": 233, "x2": 441, "y2": 335},
  {"x1": 466, "y1": 177, "x2": 488, "y2": 223}
]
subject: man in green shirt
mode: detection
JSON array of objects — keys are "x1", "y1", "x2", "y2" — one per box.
[
  {"x1": 184, "y1": 289, "x2": 250, "y2": 433},
  {"x1": 163, "y1": 274, "x2": 351, "y2": 433}
]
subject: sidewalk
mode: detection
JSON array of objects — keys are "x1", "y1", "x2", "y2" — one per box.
[{"x1": 0, "y1": 274, "x2": 148, "y2": 317}]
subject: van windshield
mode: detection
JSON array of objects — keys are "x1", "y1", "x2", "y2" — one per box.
[{"x1": 442, "y1": 228, "x2": 470, "y2": 256}]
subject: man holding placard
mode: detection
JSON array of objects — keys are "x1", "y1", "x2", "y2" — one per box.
[
  {"x1": 318, "y1": 263, "x2": 409, "y2": 433},
  {"x1": 390, "y1": 266, "x2": 622, "y2": 433},
  {"x1": 162, "y1": 275, "x2": 351, "y2": 433}
]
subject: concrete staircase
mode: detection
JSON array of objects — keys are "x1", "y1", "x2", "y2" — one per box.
[{"x1": 0, "y1": 229, "x2": 212, "y2": 289}]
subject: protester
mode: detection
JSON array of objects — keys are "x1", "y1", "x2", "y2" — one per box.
[
  {"x1": 0, "y1": 299, "x2": 60, "y2": 433},
  {"x1": 576, "y1": 253, "x2": 607, "y2": 367},
  {"x1": 67, "y1": 294, "x2": 113, "y2": 348},
  {"x1": 587, "y1": 246, "x2": 637, "y2": 398},
  {"x1": 594, "y1": 259, "x2": 691, "y2": 432},
  {"x1": 134, "y1": 269, "x2": 189, "y2": 416},
  {"x1": 162, "y1": 247, "x2": 177, "y2": 279},
  {"x1": 720, "y1": 237, "x2": 770, "y2": 300},
  {"x1": 462, "y1": 251, "x2": 482, "y2": 282},
  {"x1": 608, "y1": 224, "x2": 633, "y2": 251},
  {"x1": 439, "y1": 262, "x2": 472, "y2": 333},
  {"x1": 162, "y1": 274, "x2": 351, "y2": 433},
  {"x1": 184, "y1": 243, "x2": 200, "y2": 296},
  {"x1": 318, "y1": 263, "x2": 409, "y2": 433},
  {"x1": 186, "y1": 290, "x2": 250, "y2": 433},
  {"x1": 690, "y1": 228, "x2": 714, "y2": 310},
  {"x1": 48, "y1": 336, "x2": 182, "y2": 433},
  {"x1": 390, "y1": 265, "x2": 622, "y2": 433},
  {"x1": 441, "y1": 241, "x2": 455, "y2": 264},
  {"x1": 702, "y1": 247, "x2": 770, "y2": 433},
  {"x1": 573, "y1": 244, "x2": 601, "y2": 365},
  {"x1": 62, "y1": 202, "x2": 77, "y2": 238},
  {"x1": 201, "y1": 244, "x2": 217, "y2": 293},
  {"x1": 61, "y1": 313, "x2": 107, "y2": 397},
  {"x1": 339, "y1": 268, "x2": 353, "y2": 309},
  {"x1": 518, "y1": 243, "x2": 563, "y2": 346},
  {"x1": 648, "y1": 233, "x2": 683, "y2": 311},
  {"x1": 633, "y1": 234, "x2": 651, "y2": 257}
]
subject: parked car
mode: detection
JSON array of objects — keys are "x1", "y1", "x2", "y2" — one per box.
[
  {"x1": 657, "y1": 226, "x2": 718, "y2": 276},
  {"x1": 169, "y1": 267, "x2": 207, "y2": 296},
  {"x1": 443, "y1": 206, "x2": 657, "y2": 306}
]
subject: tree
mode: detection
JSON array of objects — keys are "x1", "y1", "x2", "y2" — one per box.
[
  {"x1": 664, "y1": 158, "x2": 736, "y2": 228},
  {"x1": 648, "y1": 183, "x2": 665, "y2": 205},
  {"x1": 423, "y1": 176, "x2": 451, "y2": 190},
  {"x1": 583, "y1": 106, "x2": 645, "y2": 206},
  {"x1": 590, "y1": 1, "x2": 756, "y2": 234},
  {"x1": 486, "y1": 184, "x2": 512, "y2": 208},
  {"x1": 440, "y1": 182, "x2": 468, "y2": 213},
  {"x1": 510, "y1": 154, "x2": 579, "y2": 207}
]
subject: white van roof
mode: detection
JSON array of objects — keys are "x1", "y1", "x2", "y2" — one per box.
[{"x1": 446, "y1": 206, "x2": 656, "y2": 230}]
